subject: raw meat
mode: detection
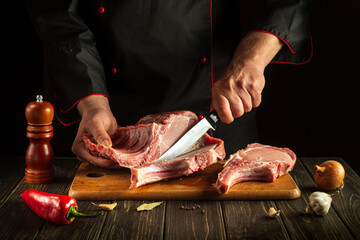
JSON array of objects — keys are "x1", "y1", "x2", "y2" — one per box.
[
  {"x1": 83, "y1": 110, "x2": 226, "y2": 188},
  {"x1": 130, "y1": 134, "x2": 225, "y2": 189},
  {"x1": 83, "y1": 111, "x2": 199, "y2": 168},
  {"x1": 215, "y1": 143, "x2": 296, "y2": 194}
]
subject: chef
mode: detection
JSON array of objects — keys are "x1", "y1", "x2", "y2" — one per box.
[{"x1": 25, "y1": 0, "x2": 313, "y2": 167}]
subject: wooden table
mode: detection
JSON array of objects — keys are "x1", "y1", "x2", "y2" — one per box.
[{"x1": 0, "y1": 156, "x2": 359, "y2": 239}]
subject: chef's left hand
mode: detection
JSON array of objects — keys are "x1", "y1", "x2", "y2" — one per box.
[{"x1": 212, "y1": 31, "x2": 283, "y2": 124}]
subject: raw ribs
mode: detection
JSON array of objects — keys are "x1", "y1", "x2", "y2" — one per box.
[
  {"x1": 83, "y1": 110, "x2": 225, "y2": 188},
  {"x1": 215, "y1": 143, "x2": 296, "y2": 194},
  {"x1": 83, "y1": 111, "x2": 199, "y2": 168},
  {"x1": 130, "y1": 133, "x2": 225, "y2": 188}
]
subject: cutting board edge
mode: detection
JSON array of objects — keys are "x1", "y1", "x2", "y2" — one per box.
[
  {"x1": 68, "y1": 194, "x2": 302, "y2": 201},
  {"x1": 68, "y1": 184, "x2": 302, "y2": 201}
]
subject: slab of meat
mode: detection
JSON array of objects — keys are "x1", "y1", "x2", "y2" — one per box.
[
  {"x1": 83, "y1": 110, "x2": 226, "y2": 188},
  {"x1": 215, "y1": 143, "x2": 296, "y2": 194},
  {"x1": 83, "y1": 111, "x2": 199, "y2": 168},
  {"x1": 130, "y1": 134, "x2": 225, "y2": 188}
]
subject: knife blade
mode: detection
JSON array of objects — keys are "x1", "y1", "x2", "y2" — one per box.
[{"x1": 155, "y1": 110, "x2": 219, "y2": 162}]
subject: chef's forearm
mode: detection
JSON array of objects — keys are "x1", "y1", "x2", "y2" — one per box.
[
  {"x1": 232, "y1": 31, "x2": 283, "y2": 69},
  {"x1": 77, "y1": 95, "x2": 111, "y2": 117}
]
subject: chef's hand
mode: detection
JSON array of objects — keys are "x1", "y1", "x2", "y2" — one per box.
[
  {"x1": 212, "y1": 31, "x2": 283, "y2": 124},
  {"x1": 72, "y1": 95, "x2": 119, "y2": 168}
]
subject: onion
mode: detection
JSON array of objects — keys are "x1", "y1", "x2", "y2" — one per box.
[{"x1": 314, "y1": 160, "x2": 345, "y2": 190}]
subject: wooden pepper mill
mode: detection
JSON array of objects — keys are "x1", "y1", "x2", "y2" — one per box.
[{"x1": 25, "y1": 95, "x2": 55, "y2": 184}]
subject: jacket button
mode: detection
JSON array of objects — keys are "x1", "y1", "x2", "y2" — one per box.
[
  {"x1": 112, "y1": 67, "x2": 117, "y2": 74},
  {"x1": 98, "y1": 7, "x2": 105, "y2": 14},
  {"x1": 201, "y1": 57, "x2": 207, "y2": 63}
]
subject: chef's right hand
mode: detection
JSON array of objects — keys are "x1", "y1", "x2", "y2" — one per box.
[
  {"x1": 212, "y1": 31, "x2": 283, "y2": 124},
  {"x1": 72, "y1": 95, "x2": 119, "y2": 168}
]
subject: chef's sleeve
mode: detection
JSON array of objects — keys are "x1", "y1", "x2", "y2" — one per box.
[
  {"x1": 240, "y1": 0, "x2": 313, "y2": 64},
  {"x1": 25, "y1": 0, "x2": 108, "y2": 125}
]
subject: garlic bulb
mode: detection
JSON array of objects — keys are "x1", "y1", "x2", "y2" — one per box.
[{"x1": 306, "y1": 191, "x2": 332, "y2": 215}]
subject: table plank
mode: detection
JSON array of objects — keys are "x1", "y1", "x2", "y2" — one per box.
[
  {"x1": 164, "y1": 200, "x2": 226, "y2": 240},
  {"x1": 35, "y1": 200, "x2": 108, "y2": 240},
  {"x1": 0, "y1": 156, "x2": 26, "y2": 206},
  {"x1": 221, "y1": 200, "x2": 289, "y2": 240},
  {"x1": 99, "y1": 200, "x2": 165, "y2": 240},
  {"x1": 1, "y1": 156, "x2": 359, "y2": 240},
  {"x1": 275, "y1": 157, "x2": 354, "y2": 239},
  {"x1": 34, "y1": 158, "x2": 109, "y2": 240},
  {"x1": 301, "y1": 157, "x2": 360, "y2": 239},
  {"x1": 0, "y1": 158, "x2": 81, "y2": 240}
]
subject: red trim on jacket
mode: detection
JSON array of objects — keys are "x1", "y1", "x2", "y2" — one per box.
[
  {"x1": 250, "y1": 29, "x2": 296, "y2": 53},
  {"x1": 250, "y1": 30, "x2": 313, "y2": 65},
  {"x1": 210, "y1": 0, "x2": 214, "y2": 89},
  {"x1": 54, "y1": 111, "x2": 80, "y2": 126},
  {"x1": 271, "y1": 37, "x2": 313, "y2": 65},
  {"x1": 56, "y1": 92, "x2": 108, "y2": 113},
  {"x1": 210, "y1": 0, "x2": 213, "y2": 136},
  {"x1": 54, "y1": 92, "x2": 109, "y2": 126}
]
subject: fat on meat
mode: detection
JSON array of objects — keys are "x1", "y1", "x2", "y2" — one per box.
[
  {"x1": 215, "y1": 143, "x2": 296, "y2": 194},
  {"x1": 130, "y1": 134, "x2": 225, "y2": 189}
]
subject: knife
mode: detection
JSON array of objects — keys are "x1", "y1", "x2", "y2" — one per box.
[{"x1": 155, "y1": 110, "x2": 219, "y2": 162}]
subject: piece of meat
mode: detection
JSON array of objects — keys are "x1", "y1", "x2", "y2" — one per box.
[
  {"x1": 215, "y1": 143, "x2": 296, "y2": 194},
  {"x1": 129, "y1": 134, "x2": 225, "y2": 189},
  {"x1": 83, "y1": 111, "x2": 198, "y2": 168}
]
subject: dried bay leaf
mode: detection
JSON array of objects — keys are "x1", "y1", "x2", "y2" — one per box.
[{"x1": 137, "y1": 201, "x2": 163, "y2": 211}]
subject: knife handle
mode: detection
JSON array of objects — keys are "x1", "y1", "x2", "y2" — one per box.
[{"x1": 205, "y1": 110, "x2": 219, "y2": 129}]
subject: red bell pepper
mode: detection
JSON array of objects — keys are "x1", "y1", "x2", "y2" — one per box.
[{"x1": 21, "y1": 189, "x2": 102, "y2": 225}]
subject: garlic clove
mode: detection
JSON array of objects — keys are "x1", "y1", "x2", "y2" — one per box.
[
  {"x1": 92, "y1": 202, "x2": 117, "y2": 211},
  {"x1": 305, "y1": 204, "x2": 311, "y2": 213},
  {"x1": 268, "y1": 207, "x2": 281, "y2": 217}
]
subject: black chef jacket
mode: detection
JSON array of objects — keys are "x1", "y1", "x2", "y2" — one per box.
[{"x1": 25, "y1": 0, "x2": 313, "y2": 156}]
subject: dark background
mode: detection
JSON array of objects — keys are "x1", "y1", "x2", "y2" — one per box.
[{"x1": 1, "y1": 1, "x2": 359, "y2": 174}]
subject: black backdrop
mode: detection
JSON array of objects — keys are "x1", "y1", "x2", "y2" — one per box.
[{"x1": 1, "y1": 1, "x2": 359, "y2": 174}]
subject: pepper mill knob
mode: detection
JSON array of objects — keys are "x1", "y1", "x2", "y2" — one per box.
[{"x1": 25, "y1": 95, "x2": 55, "y2": 184}]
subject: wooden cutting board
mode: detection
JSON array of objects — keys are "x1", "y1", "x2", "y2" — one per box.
[{"x1": 68, "y1": 162, "x2": 301, "y2": 200}]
